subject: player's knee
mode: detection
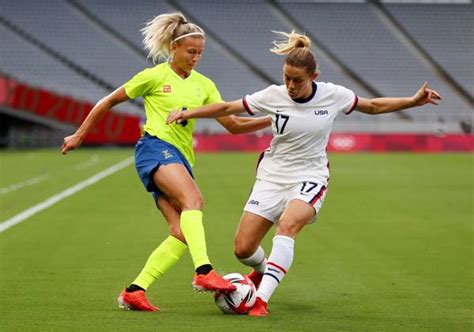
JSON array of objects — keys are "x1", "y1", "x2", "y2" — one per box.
[
  {"x1": 180, "y1": 193, "x2": 204, "y2": 210},
  {"x1": 233, "y1": 240, "x2": 255, "y2": 259},
  {"x1": 277, "y1": 219, "x2": 302, "y2": 238}
]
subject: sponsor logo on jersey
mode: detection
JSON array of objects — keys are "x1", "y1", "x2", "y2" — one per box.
[
  {"x1": 248, "y1": 199, "x2": 259, "y2": 206},
  {"x1": 314, "y1": 110, "x2": 329, "y2": 115},
  {"x1": 163, "y1": 85, "x2": 172, "y2": 93},
  {"x1": 275, "y1": 109, "x2": 285, "y2": 113}
]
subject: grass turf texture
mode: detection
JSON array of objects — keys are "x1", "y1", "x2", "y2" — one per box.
[{"x1": 0, "y1": 149, "x2": 472, "y2": 331}]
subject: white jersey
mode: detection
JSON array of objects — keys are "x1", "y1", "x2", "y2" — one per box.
[{"x1": 243, "y1": 82, "x2": 357, "y2": 185}]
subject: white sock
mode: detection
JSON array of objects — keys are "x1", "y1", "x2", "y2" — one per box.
[
  {"x1": 238, "y1": 246, "x2": 267, "y2": 274},
  {"x1": 257, "y1": 235, "x2": 295, "y2": 303}
]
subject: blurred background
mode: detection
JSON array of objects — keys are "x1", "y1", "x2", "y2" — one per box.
[{"x1": 0, "y1": 0, "x2": 472, "y2": 150}]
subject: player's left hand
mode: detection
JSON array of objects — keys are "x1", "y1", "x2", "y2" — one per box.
[
  {"x1": 413, "y1": 82, "x2": 442, "y2": 107},
  {"x1": 166, "y1": 110, "x2": 185, "y2": 124}
]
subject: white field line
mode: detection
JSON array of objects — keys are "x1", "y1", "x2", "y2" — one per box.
[
  {"x1": 74, "y1": 154, "x2": 100, "y2": 170},
  {"x1": 0, "y1": 157, "x2": 134, "y2": 233},
  {"x1": 0, "y1": 174, "x2": 49, "y2": 194},
  {"x1": 1, "y1": 154, "x2": 102, "y2": 195}
]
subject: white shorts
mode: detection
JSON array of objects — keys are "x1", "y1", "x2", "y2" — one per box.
[{"x1": 243, "y1": 179, "x2": 328, "y2": 224}]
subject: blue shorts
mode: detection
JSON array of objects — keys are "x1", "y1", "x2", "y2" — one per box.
[{"x1": 135, "y1": 133, "x2": 193, "y2": 200}]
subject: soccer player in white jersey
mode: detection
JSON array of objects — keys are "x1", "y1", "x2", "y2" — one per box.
[{"x1": 167, "y1": 31, "x2": 442, "y2": 317}]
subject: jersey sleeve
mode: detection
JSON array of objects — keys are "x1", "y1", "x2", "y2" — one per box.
[
  {"x1": 124, "y1": 68, "x2": 157, "y2": 99},
  {"x1": 334, "y1": 84, "x2": 358, "y2": 115},
  {"x1": 204, "y1": 81, "x2": 223, "y2": 105},
  {"x1": 242, "y1": 86, "x2": 274, "y2": 116}
]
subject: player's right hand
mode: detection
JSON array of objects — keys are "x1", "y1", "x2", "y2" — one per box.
[{"x1": 61, "y1": 134, "x2": 83, "y2": 155}]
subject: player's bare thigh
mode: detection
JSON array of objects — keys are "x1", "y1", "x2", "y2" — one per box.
[
  {"x1": 234, "y1": 211, "x2": 273, "y2": 258},
  {"x1": 153, "y1": 163, "x2": 203, "y2": 210},
  {"x1": 275, "y1": 199, "x2": 316, "y2": 239}
]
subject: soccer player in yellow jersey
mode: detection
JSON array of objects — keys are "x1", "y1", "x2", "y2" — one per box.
[{"x1": 61, "y1": 12, "x2": 271, "y2": 312}]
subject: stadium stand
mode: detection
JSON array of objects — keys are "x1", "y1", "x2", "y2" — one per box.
[
  {"x1": 1, "y1": 0, "x2": 148, "y2": 88},
  {"x1": 71, "y1": 0, "x2": 271, "y2": 133},
  {"x1": 0, "y1": 0, "x2": 147, "y2": 114},
  {"x1": 277, "y1": 2, "x2": 472, "y2": 122},
  {"x1": 384, "y1": 3, "x2": 473, "y2": 98},
  {"x1": 0, "y1": 24, "x2": 110, "y2": 103},
  {"x1": 0, "y1": 0, "x2": 472, "y2": 145},
  {"x1": 172, "y1": 0, "x2": 370, "y2": 96},
  {"x1": 173, "y1": 0, "x2": 415, "y2": 131},
  {"x1": 73, "y1": 0, "x2": 270, "y2": 101}
]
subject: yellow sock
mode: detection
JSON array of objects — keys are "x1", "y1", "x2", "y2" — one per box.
[
  {"x1": 132, "y1": 236, "x2": 187, "y2": 290},
  {"x1": 180, "y1": 210, "x2": 211, "y2": 269}
]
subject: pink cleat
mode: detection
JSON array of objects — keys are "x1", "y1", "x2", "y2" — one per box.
[
  {"x1": 248, "y1": 297, "x2": 269, "y2": 317},
  {"x1": 117, "y1": 289, "x2": 159, "y2": 312},
  {"x1": 192, "y1": 270, "x2": 237, "y2": 292},
  {"x1": 245, "y1": 269, "x2": 263, "y2": 288}
]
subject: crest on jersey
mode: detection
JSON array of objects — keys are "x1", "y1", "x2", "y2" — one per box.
[
  {"x1": 163, "y1": 85, "x2": 172, "y2": 93},
  {"x1": 162, "y1": 149, "x2": 173, "y2": 159},
  {"x1": 195, "y1": 87, "x2": 202, "y2": 97}
]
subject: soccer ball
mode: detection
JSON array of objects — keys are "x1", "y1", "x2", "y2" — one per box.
[{"x1": 214, "y1": 273, "x2": 257, "y2": 314}]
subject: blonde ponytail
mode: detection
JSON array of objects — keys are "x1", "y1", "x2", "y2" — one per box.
[
  {"x1": 270, "y1": 30, "x2": 311, "y2": 55},
  {"x1": 270, "y1": 30, "x2": 318, "y2": 74},
  {"x1": 141, "y1": 12, "x2": 205, "y2": 63}
]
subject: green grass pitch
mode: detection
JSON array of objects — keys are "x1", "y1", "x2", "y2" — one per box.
[{"x1": 0, "y1": 149, "x2": 472, "y2": 331}]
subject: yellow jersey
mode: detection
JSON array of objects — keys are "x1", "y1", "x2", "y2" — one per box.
[{"x1": 124, "y1": 62, "x2": 222, "y2": 166}]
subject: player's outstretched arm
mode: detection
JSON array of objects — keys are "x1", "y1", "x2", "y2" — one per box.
[
  {"x1": 216, "y1": 115, "x2": 271, "y2": 135},
  {"x1": 61, "y1": 87, "x2": 129, "y2": 155},
  {"x1": 167, "y1": 99, "x2": 245, "y2": 125},
  {"x1": 356, "y1": 82, "x2": 442, "y2": 115}
]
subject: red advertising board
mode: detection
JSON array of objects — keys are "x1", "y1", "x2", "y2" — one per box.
[
  {"x1": 193, "y1": 133, "x2": 472, "y2": 152},
  {"x1": 1, "y1": 74, "x2": 472, "y2": 152},
  {"x1": 327, "y1": 133, "x2": 473, "y2": 152},
  {"x1": 0, "y1": 75, "x2": 141, "y2": 144}
]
